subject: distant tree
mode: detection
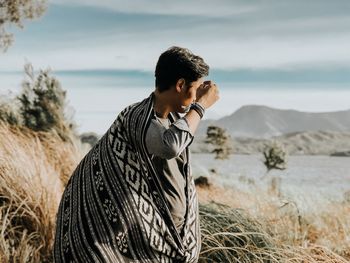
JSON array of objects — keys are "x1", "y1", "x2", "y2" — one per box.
[
  {"x1": 262, "y1": 141, "x2": 287, "y2": 172},
  {"x1": 0, "y1": 0, "x2": 47, "y2": 51},
  {"x1": 261, "y1": 141, "x2": 288, "y2": 196},
  {"x1": 205, "y1": 125, "x2": 232, "y2": 159}
]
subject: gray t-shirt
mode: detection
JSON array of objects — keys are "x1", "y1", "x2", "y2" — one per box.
[{"x1": 145, "y1": 111, "x2": 194, "y2": 234}]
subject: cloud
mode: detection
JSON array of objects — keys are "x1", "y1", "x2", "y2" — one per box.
[
  {"x1": 4, "y1": 31, "x2": 350, "y2": 72},
  {"x1": 50, "y1": 0, "x2": 350, "y2": 20},
  {"x1": 2, "y1": 1, "x2": 350, "y2": 71},
  {"x1": 50, "y1": 0, "x2": 257, "y2": 17}
]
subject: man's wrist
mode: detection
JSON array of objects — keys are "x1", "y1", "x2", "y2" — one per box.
[{"x1": 190, "y1": 102, "x2": 205, "y2": 119}]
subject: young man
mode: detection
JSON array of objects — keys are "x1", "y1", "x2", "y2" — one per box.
[{"x1": 54, "y1": 46, "x2": 219, "y2": 263}]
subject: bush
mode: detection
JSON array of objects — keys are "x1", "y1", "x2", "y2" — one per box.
[{"x1": 0, "y1": 63, "x2": 77, "y2": 141}]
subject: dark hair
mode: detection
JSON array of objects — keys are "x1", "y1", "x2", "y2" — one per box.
[{"x1": 155, "y1": 46, "x2": 209, "y2": 92}]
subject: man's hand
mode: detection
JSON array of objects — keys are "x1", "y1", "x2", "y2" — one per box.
[
  {"x1": 184, "y1": 80, "x2": 219, "y2": 135},
  {"x1": 196, "y1": 80, "x2": 220, "y2": 109}
]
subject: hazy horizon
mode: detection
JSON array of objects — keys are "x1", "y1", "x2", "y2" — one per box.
[{"x1": 1, "y1": 69, "x2": 350, "y2": 134}]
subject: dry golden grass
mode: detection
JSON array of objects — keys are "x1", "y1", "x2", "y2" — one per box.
[
  {"x1": 0, "y1": 123, "x2": 82, "y2": 262},
  {"x1": 197, "y1": 184, "x2": 350, "y2": 262},
  {"x1": 0, "y1": 120, "x2": 349, "y2": 262}
]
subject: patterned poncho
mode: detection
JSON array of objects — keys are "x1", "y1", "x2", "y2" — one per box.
[{"x1": 54, "y1": 92, "x2": 201, "y2": 263}]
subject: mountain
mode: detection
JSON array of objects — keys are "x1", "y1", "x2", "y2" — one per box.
[
  {"x1": 191, "y1": 130, "x2": 350, "y2": 156},
  {"x1": 198, "y1": 105, "x2": 350, "y2": 138}
]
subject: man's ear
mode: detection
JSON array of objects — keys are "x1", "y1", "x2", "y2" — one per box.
[{"x1": 175, "y1": 78, "x2": 186, "y2": 93}]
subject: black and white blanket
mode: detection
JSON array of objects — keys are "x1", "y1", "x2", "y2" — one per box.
[{"x1": 54, "y1": 92, "x2": 200, "y2": 263}]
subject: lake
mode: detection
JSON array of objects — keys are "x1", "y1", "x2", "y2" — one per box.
[{"x1": 191, "y1": 153, "x2": 350, "y2": 209}]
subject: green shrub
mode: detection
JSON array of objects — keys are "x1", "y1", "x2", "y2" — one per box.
[
  {"x1": 0, "y1": 63, "x2": 77, "y2": 141},
  {"x1": 17, "y1": 63, "x2": 76, "y2": 140}
]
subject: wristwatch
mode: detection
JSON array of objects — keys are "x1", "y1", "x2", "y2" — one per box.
[{"x1": 190, "y1": 102, "x2": 205, "y2": 119}]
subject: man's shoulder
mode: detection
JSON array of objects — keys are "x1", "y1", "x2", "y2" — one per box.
[
  {"x1": 120, "y1": 95, "x2": 151, "y2": 115},
  {"x1": 121, "y1": 101, "x2": 140, "y2": 114},
  {"x1": 107, "y1": 100, "x2": 146, "y2": 140}
]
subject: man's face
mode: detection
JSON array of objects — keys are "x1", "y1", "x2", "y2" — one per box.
[{"x1": 176, "y1": 77, "x2": 204, "y2": 113}]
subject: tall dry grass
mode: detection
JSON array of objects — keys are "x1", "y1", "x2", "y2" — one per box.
[
  {"x1": 0, "y1": 123, "x2": 82, "y2": 262},
  {"x1": 0, "y1": 119, "x2": 349, "y2": 262},
  {"x1": 197, "y1": 184, "x2": 350, "y2": 262}
]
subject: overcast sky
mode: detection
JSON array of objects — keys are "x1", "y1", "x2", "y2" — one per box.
[
  {"x1": 1, "y1": 0, "x2": 350, "y2": 75},
  {"x1": 1, "y1": 0, "x2": 350, "y2": 132}
]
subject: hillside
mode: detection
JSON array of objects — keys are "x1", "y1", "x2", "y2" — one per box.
[
  {"x1": 192, "y1": 130, "x2": 350, "y2": 155},
  {"x1": 198, "y1": 105, "x2": 350, "y2": 139}
]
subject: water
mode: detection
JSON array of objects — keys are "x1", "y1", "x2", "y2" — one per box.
[{"x1": 191, "y1": 153, "x2": 350, "y2": 208}]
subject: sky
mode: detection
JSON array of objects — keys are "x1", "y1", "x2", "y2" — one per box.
[
  {"x1": 1, "y1": 0, "x2": 350, "y2": 133},
  {"x1": 2, "y1": 0, "x2": 350, "y2": 74}
]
